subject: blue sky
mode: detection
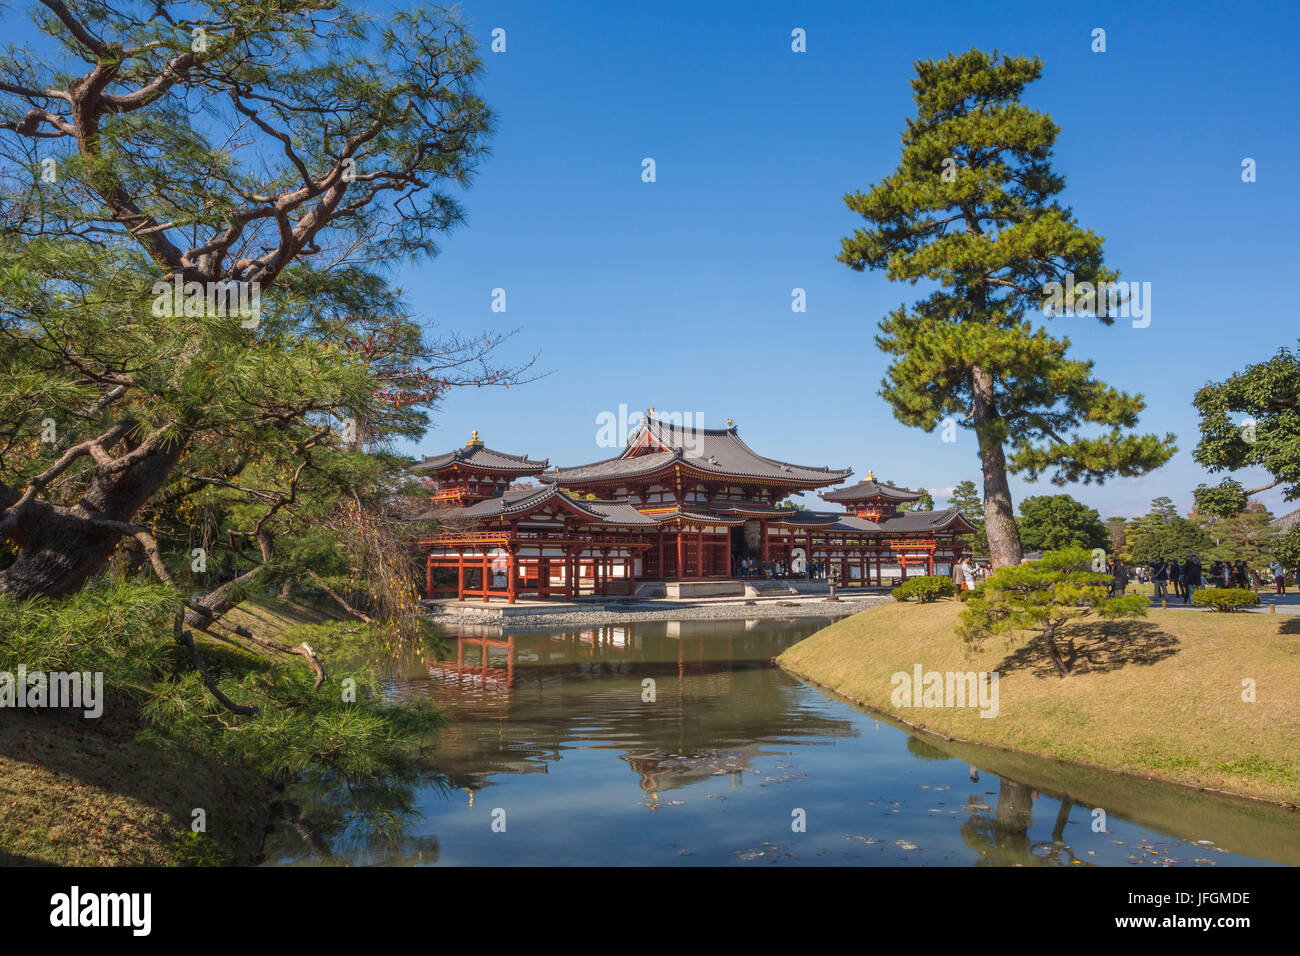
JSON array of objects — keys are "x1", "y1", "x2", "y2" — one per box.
[
  {"x1": 391, "y1": 0, "x2": 1299, "y2": 519},
  {"x1": 10, "y1": 0, "x2": 1298, "y2": 519}
]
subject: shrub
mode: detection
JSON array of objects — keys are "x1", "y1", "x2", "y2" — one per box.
[
  {"x1": 1192, "y1": 587, "x2": 1261, "y2": 612},
  {"x1": 959, "y1": 548, "x2": 1148, "y2": 678},
  {"x1": 891, "y1": 575, "x2": 957, "y2": 603}
]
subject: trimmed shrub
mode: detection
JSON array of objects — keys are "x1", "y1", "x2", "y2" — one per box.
[
  {"x1": 1192, "y1": 587, "x2": 1261, "y2": 612},
  {"x1": 891, "y1": 575, "x2": 957, "y2": 603}
]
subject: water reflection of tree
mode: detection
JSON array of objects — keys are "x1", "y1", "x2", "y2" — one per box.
[
  {"x1": 265, "y1": 770, "x2": 450, "y2": 866},
  {"x1": 960, "y1": 780, "x2": 1089, "y2": 866}
]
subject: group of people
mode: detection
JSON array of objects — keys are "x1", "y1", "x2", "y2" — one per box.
[
  {"x1": 733, "y1": 556, "x2": 814, "y2": 579},
  {"x1": 1144, "y1": 554, "x2": 1290, "y2": 603},
  {"x1": 950, "y1": 555, "x2": 989, "y2": 591}
]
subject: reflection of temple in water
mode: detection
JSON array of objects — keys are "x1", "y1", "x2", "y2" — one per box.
[{"x1": 384, "y1": 621, "x2": 857, "y2": 797}]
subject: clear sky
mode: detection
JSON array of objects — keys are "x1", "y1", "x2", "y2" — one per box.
[
  {"x1": 12, "y1": 0, "x2": 1299, "y2": 519},
  {"x1": 390, "y1": 0, "x2": 1299, "y2": 519}
]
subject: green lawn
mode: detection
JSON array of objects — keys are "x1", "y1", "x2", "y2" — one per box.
[{"x1": 778, "y1": 599, "x2": 1300, "y2": 805}]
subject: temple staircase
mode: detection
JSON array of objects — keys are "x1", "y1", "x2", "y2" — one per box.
[{"x1": 744, "y1": 578, "x2": 799, "y2": 598}]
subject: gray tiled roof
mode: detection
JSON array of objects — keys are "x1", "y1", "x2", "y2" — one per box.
[
  {"x1": 434, "y1": 485, "x2": 657, "y2": 528},
  {"x1": 772, "y1": 510, "x2": 845, "y2": 528},
  {"x1": 878, "y1": 507, "x2": 976, "y2": 534},
  {"x1": 411, "y1": 444, "x2": 548, "y2": 475},
  {"x1": 543, "y1": 417, "x2": 852, "y2": 486},
  {"x1": 821, "y1": 479, "x2": 923, "y2": 503},
  {"x1": 1274, "y1": 507, "x2": 1300, "y2": 534},
  {"x1": 652, "y1": 507, "x2": 746, "y2": 526}
]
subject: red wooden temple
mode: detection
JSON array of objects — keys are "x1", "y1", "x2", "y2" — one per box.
[{"x1": 413, "y1": 414, "x2": 975, "y2": 602}]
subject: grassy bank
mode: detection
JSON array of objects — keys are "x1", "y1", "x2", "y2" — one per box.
[
  {"x1": 777, "y1": 600, "x2": 1300, "y2": 805},
  {"x1": 0, "y1": 704, "x2": 270, "y2": 866},
  {"x1": 0, "y1": 593, "x2": 350, "y2": 866}
]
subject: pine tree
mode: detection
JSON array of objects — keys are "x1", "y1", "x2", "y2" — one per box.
[
  {"x1": 0, "y1": 1, "x2": 529, "y2": 602},
  {"x1": 948, "y1": 479, "x2": 988, "y2": 554},
  {"x1": 838, "y1": 49, "x2": 1174, "y2": 567}
]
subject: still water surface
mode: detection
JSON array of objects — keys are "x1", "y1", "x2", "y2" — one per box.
[{"x1": 265, "y1": 616, "x2": 1299, "y2": 866}]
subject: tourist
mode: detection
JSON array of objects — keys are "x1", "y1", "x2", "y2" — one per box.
[
  {"x1": 961, "y1": 557, "x2": 976, "y2": 592},
  {"x1": 1235, "y1": 560, "x2": 1250, "y2": 589},
  {"x1": 1108, "y1": 558, "x2": 1129, "y2": 598},
  {"x1": 1170, "y1": 558, "x2": 1183, "y2": 598},
  {"x1": 1270, "y1": 559, "x2": 1286, "y2": 595},
  {"x1": 1151, "y1": 557, "x2": 1169, "y2": 603},
  {"x1": 1184, "y1": 552, "x2": 1203, "y2": 604}
]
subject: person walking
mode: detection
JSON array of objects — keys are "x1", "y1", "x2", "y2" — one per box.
[
  {"x1": 1184, "y1": 553, "x2": 1203, "y2": 604},
  {"x1": 1170, "y1": 558, "x2": 1183, "y2": 598},
  {"x1": 1235, "y1": 560, "x2": 1250, "y2": 590},
  {"x1": 1151, "y1": 557, "x2": 1169, "y2": 604}
]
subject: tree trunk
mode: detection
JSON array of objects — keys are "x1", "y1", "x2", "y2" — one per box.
[
  {"x1": 971, "y1": 365, "x2": 1023, "y2": 568},
  {"x1": 0, "y1": 440, "x2": 186, "y2": 599},
  {"x1": 1040, "y1": 625, "x2": 1071, "y2": 678}
]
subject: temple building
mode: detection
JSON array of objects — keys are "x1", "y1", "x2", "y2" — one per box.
[{"x1": 412, "y1": 413, "x2": 975, "y2": 602}]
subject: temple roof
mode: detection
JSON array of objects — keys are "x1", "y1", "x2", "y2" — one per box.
[
  {"x1": 821, "y1": 478, "x2": 923, "y2": 503},
  {"x1": 433, "y1": 485, "x2": 657, "y2": 527},
  {"x1": 772, "y1": 508, "x2": 975, "y2": 535},
  {"x1": 651, "y1": 507, "x2": 746, "y2": 526},
  {"x1": 1274, "y1": 507, "x2": 1300, "y2": 535},
  {"x1": 544, "y1": 416, "x2": 852, "y2": 487},
  {"x1": 411, "y1": 440, "x2": 548, "y2": 476},
  {"x1": 878, "y1": 507, "x2": 976, "y2": 534}
]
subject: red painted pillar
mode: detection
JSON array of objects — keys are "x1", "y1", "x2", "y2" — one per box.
[
  {"x1": 482, "y1": 551, "x2": 490, "y2": 602},
  {"x1": 539, "y1": 556, "x2": 550, "y2": 599},
  {"x1": 457, "y1": 552, "x2": 465, "y2": 601},
  {"x1": 507, "y1": 546, "x2": 517, "y2": 604},
  {"x1": 676, "y1": 529, "x2": 685, "y2": 581},
  {"x1": 425, "y1": 553, "x2": 434, "y2": 597},
  {"x1": 696, "y1": 530, "x2": 703, "y2": 579}
]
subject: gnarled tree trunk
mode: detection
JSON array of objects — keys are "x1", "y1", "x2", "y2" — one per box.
[{"x1": 0, "y1": 439, "x2": 185, "y2": 599}]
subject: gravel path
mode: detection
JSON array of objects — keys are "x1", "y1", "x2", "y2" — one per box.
[{"x1": 421, "y1": 595, "x2": 891, "y2": 630}]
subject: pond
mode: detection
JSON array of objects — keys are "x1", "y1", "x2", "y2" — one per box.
[{"x1": 263, "y1": 616, "x2": 1299, "y2": 866}]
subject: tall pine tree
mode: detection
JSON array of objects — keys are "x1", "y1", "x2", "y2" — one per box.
[{"x1": 838, "y1": 49, "x2": 1173, "y2": 566}]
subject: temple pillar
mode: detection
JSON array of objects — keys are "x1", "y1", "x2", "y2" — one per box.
[
  {"x1": 457, "y1": 552, "x2": 465, "y2": 601},
  {"x1": 676, "y1": 529, "x2": 685, "y2": 581},
  {"x1": 507, "y1": 546, "x2": 517, "y2": 604},
  {"x1": 481, "y1": 551, "x2": 489, "y2": 602}
]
